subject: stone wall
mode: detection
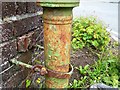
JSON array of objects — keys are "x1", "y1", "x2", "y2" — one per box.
[{"x1": 0, "y1": 2, "x2": 43, "y2": 88}]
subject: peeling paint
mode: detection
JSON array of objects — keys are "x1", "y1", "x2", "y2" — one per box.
[
  {"x1": 43, "y1": 8, "x2": 72, "y2": 88},
  {"x1": 37, "y1": 0, "x2": 79, "y2": 88}
]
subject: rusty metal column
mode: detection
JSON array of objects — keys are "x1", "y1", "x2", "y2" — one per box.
[{"x1": 37, "y1": 0, "x2": 79, "y2": 88}]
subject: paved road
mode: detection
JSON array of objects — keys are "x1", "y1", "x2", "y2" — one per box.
[{"x1": 73, "y1": 0, "x2": 119, "y2": 41}]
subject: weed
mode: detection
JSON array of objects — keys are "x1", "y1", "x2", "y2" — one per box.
[
  {"x1": 72, "y1": 16, "x2": 110, "y2": 51},
  {"x1": 70, "y1": 48, "x2": 120, "y2": 88}
]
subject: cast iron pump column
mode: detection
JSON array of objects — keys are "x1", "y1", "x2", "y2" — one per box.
[{"x1": 37, "y1": 0, "x2": 79, "y2": 88}]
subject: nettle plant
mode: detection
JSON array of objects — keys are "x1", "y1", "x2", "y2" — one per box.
[{"x1": 72, "y1": 16, "x2": 110, "y2": 51}]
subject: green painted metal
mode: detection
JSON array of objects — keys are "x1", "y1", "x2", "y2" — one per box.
[
  {"x1": 11, "y1": 58, "x2": 32, "y2": 69},
  {"x1": 37, "y1": 0, "x2": 79, "y2": 88},
  {"x1": 43, "y1": 8, "x2": 72, "y2": 88},
  {"x1": 37, "y1": 0, "x2": 79, "y2": 7}
]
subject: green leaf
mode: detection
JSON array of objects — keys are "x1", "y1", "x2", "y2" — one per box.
[
  {"x1": 107, "y1": 60, "x2": 115, "y2": 63},
  {"x1": 92, "y1": 40, "x2": 99, "y2": 47},
  {"x1": 103, "y1": 77, "x2": 112, "y2": 84},
  {"x1": 26, "y1": 79, "x2": 31, "y2": 88},
  {"x1": 84, "y1": 65, "x2": 89, "y2": 70},
  {"x1": 72, "y1": 38, "x2": 77, "y2": 42}
]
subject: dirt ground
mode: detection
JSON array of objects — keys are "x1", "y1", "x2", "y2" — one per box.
[{"x1": 70, "y1": 48, "x2": 98, "y2": 83}]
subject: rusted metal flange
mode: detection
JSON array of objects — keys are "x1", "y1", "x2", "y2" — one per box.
[
  {"x1": 32, "y1": 64, "x2": 73, "y2": 79},
  {"x1": 46, "y1": 64, "x2": 73, "y2": 79}
]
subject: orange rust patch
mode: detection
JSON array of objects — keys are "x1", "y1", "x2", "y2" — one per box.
[
  {"x1": 60, "y1": 32, "x2": 66, "y2": 44},
  {"x1": 44, "y1": 24, "x2": 71, "y2": 73},
  {"x1": 45, "y1": 80, "x2": 54, "y2": 88}
]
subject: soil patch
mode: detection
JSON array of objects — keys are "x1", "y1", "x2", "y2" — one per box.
[{"x1": 70, "y1": 48, "x2": 98, "y2": 83}]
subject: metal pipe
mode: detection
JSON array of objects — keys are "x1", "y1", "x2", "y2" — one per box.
[
  {"x1": 37, "y1": 0, "x2": 79, "y2": 88},
  {"x1": 11, "y1": 58, "x2": 32, "y2": 69}
]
